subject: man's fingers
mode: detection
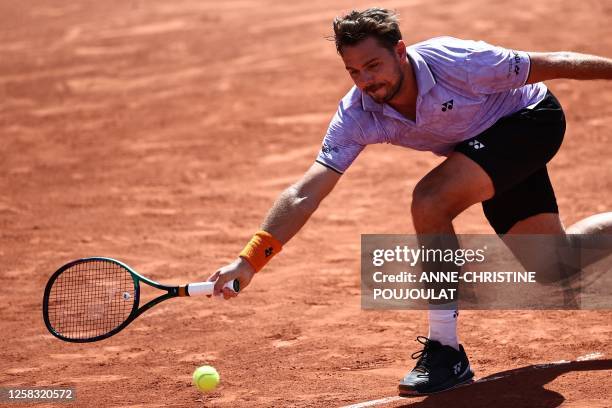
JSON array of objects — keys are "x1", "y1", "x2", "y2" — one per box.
[
  {"x1": 208, "y1": 258, "x2": 249, "y2": 299},
  {"x1": 205, "y1": 270, "x2": 221, "y2": 297},
  {"x1": 213, "y1": 272, "x2": 233, "y2": 296},
  {"x1": 207, "y1": 270, "x2": 221, "y2": 282},
  {"x1": 222, "y1": 287, "x2": 238, "y2": 300}
]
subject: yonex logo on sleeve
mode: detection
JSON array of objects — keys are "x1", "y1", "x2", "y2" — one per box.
[
  {"x1": 509, "y1": 51, "x2": 521, "y2": 77},
  {"x1": 453, "y1": 362, "x2": 462, "y2": 375},
  {"x1": 441, "y1": 100, "x2": 454, "y2": 112},
  {"x1": 321, "y1": 143, "x2": 339, "y2": 154},
  {"x1": 468, "y1": 140, "x2": 485, "y2": 150},
  {"x1": 264, "y1": 247, "x2": 273, "y2": 257}
]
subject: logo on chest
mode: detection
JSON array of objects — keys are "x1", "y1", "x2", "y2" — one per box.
[{"x1": 441, "y1": 99, "x2": 454, "y2": 112}]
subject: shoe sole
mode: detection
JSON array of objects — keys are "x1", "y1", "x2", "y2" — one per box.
[{"x1": 398, "y1": 367, "x2": 475, "y2": 396}]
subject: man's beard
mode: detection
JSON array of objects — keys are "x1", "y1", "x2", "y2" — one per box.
[
  {"x1": 368, "y1": 67, "x2": 405, "y2": 103},
  {"x1": 384, "y1": 68, "x2": 404, "y2": 102}
]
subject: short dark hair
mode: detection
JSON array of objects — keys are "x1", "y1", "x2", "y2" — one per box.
[{"x1": 332, "y1": 8, "x2": 402, "y2": 55}]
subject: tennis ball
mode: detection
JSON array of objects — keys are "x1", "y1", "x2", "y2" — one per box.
[{"x1": 192, "y1": 365, "x2": 220, "y2": 392}]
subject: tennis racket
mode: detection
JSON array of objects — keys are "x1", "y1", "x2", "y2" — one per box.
[{"x1": 42, "y1": 257, "x2": 239, "y2": 343}]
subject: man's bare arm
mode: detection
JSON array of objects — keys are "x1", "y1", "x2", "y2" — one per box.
[
  {"x1": 207, "y1": 162, "x2": 341, "y2": 296},
  {"x1": 527, "y1": 51, "x2": 612, "y2": 84},
  {"x1": 261, "y1": 162, "x2": 342, "y2": 244}
]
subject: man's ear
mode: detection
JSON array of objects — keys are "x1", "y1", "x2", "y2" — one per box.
[{"x1": 395, "y1": 40, "x2": 407, "y2": 60}]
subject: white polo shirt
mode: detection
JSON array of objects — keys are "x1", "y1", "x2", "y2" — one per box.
[{"x1": 316, "y1": 36, "x2": 548, "y2": 174}]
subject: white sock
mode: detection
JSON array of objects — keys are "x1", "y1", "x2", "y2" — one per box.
[{"x1": 428, "y1": 308, "x2": 459, "y2": 350}]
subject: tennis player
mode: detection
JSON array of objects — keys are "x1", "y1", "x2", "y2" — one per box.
[{"x1": 208, "y1": 8, "x2": 612, "y2": 395}]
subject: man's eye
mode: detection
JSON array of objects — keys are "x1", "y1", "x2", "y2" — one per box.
[{"x1": 368, "y1": 63, "x2": 379, "y2": 69}]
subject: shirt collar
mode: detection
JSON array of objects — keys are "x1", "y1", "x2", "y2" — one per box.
[
  {"x1": 361, "y1": 46, "x2": 436, "y2": 113},
  {"x1": 407, "y1": 46, "x2": 436, "y2": 96}
]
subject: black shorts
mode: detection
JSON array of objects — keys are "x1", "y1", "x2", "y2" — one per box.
[{"x1": 454, "y1": 90, "x2": 566, "y2": 234}]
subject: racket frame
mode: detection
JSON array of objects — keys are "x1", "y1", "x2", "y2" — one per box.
[{"x1": 43, "y1": 257, "x2": 186, "y2": 343}]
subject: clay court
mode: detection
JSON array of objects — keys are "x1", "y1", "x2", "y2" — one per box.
[{"x1": 1, "y1": 0, "x2": 611, "y2": 406}]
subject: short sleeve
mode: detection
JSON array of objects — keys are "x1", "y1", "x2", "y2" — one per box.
[
  {"x1": 466, "y1": 41, "x2": 531, "y2": 94},
  {"x1": 315, "y1": 107, "x2": 365, "y2": 174}
]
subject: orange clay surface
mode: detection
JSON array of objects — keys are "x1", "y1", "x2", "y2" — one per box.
[{"x1": 1, "y1": 1, "x2": 611, "y2": 407}]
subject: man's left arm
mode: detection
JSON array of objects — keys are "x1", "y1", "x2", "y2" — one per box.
[{"x1": 527, "y1": 52, "x2": 612, "y2": 84}]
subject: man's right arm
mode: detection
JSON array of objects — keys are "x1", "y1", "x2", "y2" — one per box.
[
  {"x1": 207, "y1": 162, "x2": 342, "y2": 297},
  {"x1": 260, "y1": 161, "x2": 342, "y2": 243}
]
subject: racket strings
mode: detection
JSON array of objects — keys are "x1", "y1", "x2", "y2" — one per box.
[{"x1": 47, "y1": 260, "x2": 136, "y2": 340}]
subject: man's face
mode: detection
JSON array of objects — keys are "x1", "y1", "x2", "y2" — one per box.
[{"x1": 341, "y1": 37, "x2": 405, "y2": 104}]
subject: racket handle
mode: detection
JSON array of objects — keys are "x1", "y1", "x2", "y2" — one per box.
[{"x1": 186, "y1": 279, "x2": 240, "y2": 296}]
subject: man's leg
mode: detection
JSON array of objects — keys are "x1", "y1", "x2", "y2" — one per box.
[
  {"x1": 411, "y1": 152, "x2": 494, "y2": 234},
  {"x1": 506, "y1": 213, "x2": 565, "y2": 234},
  {"x1": 399, "y1": 152, "x2": 489, "y2": 396},
  {"x1": 500, "y1": 211, "x2": 581, "y2": 307},
  {"x1": 411, "y1": 150, "x2": 495, "y2": 349},
  {"x1": 504, "y1": 212, "x2": 612, "y2": 285},
  {"x1": 503, "y1": 212, "x2": 570, "y2": 283},
  {"x1": 507, "y1": 208, "x2": 612, "y2": 237},
  {"x1": 483, "y1": 165, "x2": 611, "y2": 308},
  {"x1": 401, "y1": 90, "x2": 566, "y2": 395}
]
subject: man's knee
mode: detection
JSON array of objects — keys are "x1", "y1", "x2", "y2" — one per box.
[{"x1": 411, "y1": 181, "x2": 458, "y2": 223}]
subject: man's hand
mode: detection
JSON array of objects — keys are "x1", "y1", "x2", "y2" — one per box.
[{"x1": 207, "y1": 257, "x2": 255, "y2": 299}]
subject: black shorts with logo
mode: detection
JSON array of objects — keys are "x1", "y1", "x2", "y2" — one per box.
[{"x1": 454, "y1": 90, "x2": 566, "y2": 234}]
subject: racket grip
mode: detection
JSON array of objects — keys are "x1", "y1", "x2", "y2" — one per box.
[{"x1": 186, "y1": 279, "x2": 240, "y2": 296}]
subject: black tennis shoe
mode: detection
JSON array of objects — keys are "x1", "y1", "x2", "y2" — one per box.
[{"x1": 399, "y1": 336, "x2": 474, "y2": 396}]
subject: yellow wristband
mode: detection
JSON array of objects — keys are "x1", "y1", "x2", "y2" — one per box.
[{"x1": 239, "y1": 230, "x2": 283, "y2": 272}]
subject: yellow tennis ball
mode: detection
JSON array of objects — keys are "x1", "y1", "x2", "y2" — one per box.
[{"x1": 192, "y1": 365, "x2": 220, "y2": 392}]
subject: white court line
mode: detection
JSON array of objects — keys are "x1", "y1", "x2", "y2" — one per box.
[
  {"x1": 341, "y1": 396, "x2": 404, "y2": 408},
  {"x1": 339, "y1": 352, "x2": 605, "y2": 408}
]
